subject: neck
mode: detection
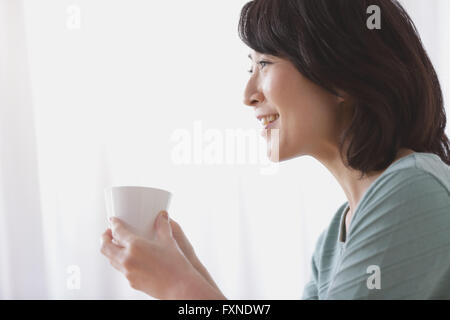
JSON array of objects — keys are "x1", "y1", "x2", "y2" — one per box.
[{"x1": 312, "y1": 145, "x2": 415, "y2": 220}]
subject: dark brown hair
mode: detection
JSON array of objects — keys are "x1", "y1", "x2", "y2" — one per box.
[{"x1": 238, "y1": 0, "x2": 450, "y2": 175}]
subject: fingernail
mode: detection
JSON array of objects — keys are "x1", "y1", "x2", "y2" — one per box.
[{"x1": 161, "y1": 211, "x2": 168, "y2": 220}]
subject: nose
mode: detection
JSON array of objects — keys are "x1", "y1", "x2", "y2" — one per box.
[{"x1": 243, "y1": 76, "x2": 264, "y2": 108}]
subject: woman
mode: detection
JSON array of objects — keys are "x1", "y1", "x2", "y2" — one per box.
[{"x1": 100, "y1": 0, "x2": 450, "y2": 299}]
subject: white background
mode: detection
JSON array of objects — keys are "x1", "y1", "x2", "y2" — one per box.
[{"x1": 0, "y1": 0, "x2": 449, "y2": 299}]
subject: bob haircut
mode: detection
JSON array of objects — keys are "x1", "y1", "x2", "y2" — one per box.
[{"x1": 238, "y1": 0, "x2": 450, "y2": 175}]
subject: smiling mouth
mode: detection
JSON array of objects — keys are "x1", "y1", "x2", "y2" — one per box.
[
  {"x1": 259, "y1": 114, "x2": 280, "y2": 127},
  {"x1": 260, "y1": 114, "x2": 280, "y2": 138}
]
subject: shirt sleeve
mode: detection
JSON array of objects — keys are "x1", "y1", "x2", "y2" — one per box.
[
  {"x1": 302, "y1": 255, "x2": 319, "y2": 299},
  {"x1": 302, "y1": 230, "x2": 326, "y2": 299},
  {"x1": 326, "y1": 168, "x2": 450, "y2": 299}
]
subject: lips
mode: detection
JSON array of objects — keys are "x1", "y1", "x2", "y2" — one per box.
[
  {"x1": 257, "y1": 113, "x2": 280, "y2": 126},
  {"x1": 259, "y1": 115, "x2": 280, "y2": 138},
  {"x1": 264, "y1": 117, "x2": 279, "y2": 129}
]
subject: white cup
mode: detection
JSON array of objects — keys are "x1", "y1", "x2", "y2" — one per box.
[{"x1": 104, "y1": 186, "x2": 172, "y2": 241}]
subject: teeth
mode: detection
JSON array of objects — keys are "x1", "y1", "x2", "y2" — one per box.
[{"x1": 260, "y1": 114, "x2": 279, "y2": 126}]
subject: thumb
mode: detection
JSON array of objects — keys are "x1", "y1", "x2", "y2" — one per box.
[{"x1": 156, "y1": 211, "x2": 173, "y2": 240}]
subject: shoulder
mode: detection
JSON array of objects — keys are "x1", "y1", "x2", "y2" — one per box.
[
  {"x1": 378, "y1": 152, "x2": 450, "y2": 196},
  {"x1": 375, "y1": 166, "x2": 450, "y2": 201},
  {"x1": 347, "y1": 165, "x2": 450, "y2": 248},
  {"x1": 411, "y1": 152, "x2": 450, "y2": 192},
  {"x1": 357, "y1": 154, "x2": 450, "y2": 219},
  {"x1": 329, "y1": 163, "x2": 450, "y2": 299},
  {"x1": 326, "y1": 153, "x2": 450, "y2": 298}
]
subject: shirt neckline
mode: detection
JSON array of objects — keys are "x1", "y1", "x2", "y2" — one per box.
[
  {"x1": 339, "y1": 205, "x2": 350, "y2": 243},
  {"x1": 337, "y1": 151, "x2": 418, "y2": 244}
]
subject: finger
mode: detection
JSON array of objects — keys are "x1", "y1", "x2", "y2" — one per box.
[
  {"x1": 170, "y1": 218, "x2": 189, "y2": 245},
  {"x1": 105, "y1": 228, "x2": 113, "y2": 238},
  {"x1": 169, "y1": 218, "x2": 196, "y2": 257},
  {"x1": 156, "y1": 211, "x2": 173, "y2": 241},
  {"x1": 105, "y1": 228, "x2": 123, "y2": 247},
  {"x1": 169, "y1": 218, "x2": 181, "y2": 235},
  {"x1": 110, "y1": 217, "x2": 137, "y2": 247},
  {"x1": 100, "y1": 229, "x2": 123, "y2": 259}
]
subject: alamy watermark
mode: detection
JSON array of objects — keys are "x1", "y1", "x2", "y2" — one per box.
[
  {"x1": 366, "y1": 265, "x2": 381, "y2": 290},
  {"x1": 170, "y1": 121, "x2": 280, "y2": 175},
  {"x1": 367, "y1": 5, "x2": 381, "y2": 30},
  {"x1": 66, "y1": 265, "x2": 81, "y2": 290},
  {"x1": 66, "y1": 5, "x2": 81, "y2": 30}
]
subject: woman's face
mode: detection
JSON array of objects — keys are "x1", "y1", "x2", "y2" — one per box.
[{"x1": 244, "y1": 50, "x2": 349, "y2": 162}]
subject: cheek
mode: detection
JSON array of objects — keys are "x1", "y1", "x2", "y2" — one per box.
[
  {"x1": 268, "y1": 74, "x2": 316, "y2": 134},
  {"x1": 269, "y1": 90, "x2": 312, "y2": 157},
  {"x1": 269, "y1": 73, "x2": 332, "y2": 156},
  {"x1": 264, "y1": 69, "x2": 313, "y2": 121},
  {"x1": 262, "y1": 71, "x2": 294, "y2": 106},
  {"x1": 262, "y1": 67, "x2": 339, "y2": 159}
]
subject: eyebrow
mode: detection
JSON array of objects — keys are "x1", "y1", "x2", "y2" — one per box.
[{"x1": 248, "y1": 54, "x2": 253, "y2": 60}]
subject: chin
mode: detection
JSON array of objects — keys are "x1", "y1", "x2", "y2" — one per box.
[
  {"x1": 270, "y1": 154, "x2": 294, "y2": 163},
  {"x1": 267, "y1": 147, "x2": 287, "y2": 162},
  {"x1": 268, "y1": 146, "x2": 302, "y2": 162}
]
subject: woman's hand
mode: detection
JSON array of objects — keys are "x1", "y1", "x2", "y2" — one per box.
[
  {"x1": 100, "y1": 211, "x2": 226, "y2": 300},
  {"x1": 168, "y1": 217, "x2": 223, "y2": 294}
]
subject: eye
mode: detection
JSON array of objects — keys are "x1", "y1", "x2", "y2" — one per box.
[
  {"x1": 259, "y1": 60, "x2": 270, "y2": 68},
  {"x1": 248, "y1": 60, "x2": 272, "y2": 74}
]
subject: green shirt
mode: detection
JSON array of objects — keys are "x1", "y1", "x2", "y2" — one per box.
[{"x1": 302, "y1": 152, "x2": 450, "y2": 299}]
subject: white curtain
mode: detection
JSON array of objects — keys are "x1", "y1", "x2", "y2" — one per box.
[
  {"x1": 0, "y1": 0, "x2": 48, "y2": 299},
  {"x1": 0, "y1": 0, "x2": 449, "y2": 299}
]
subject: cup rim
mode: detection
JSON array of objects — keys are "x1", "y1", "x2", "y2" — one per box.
[{"x1": 104, "y1": 185, "x2": 171, "y2": 195}]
